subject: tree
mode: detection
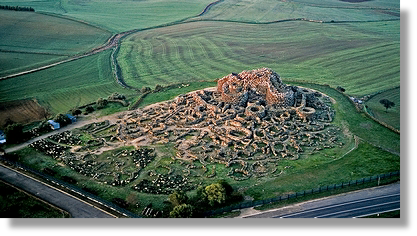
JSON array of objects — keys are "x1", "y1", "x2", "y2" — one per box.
[
  {"x1": 71, "y1": 109, "x2": 82, "y2": 117},
  {"x1": 169, "y1": 191, "x2": 188, "y2": 207},
  {"x1": 4, "y1": 123, "x2": 24, "y2": 144},
  {"x1": 336, "y1": 86, "x2": 346, "y2": 92},
  {"x1": 205, "y1": 183, "x2": 226, "y2": 206},
  {"x1": 54, "y1": 114, "x2": 71, "y2": 127},
  {"x1": 38, "y1": 120, "x2": 52, "y2": 133},
  {"x1": 96, "y1": 98, "x2": 108, "y2": 109},
  {"x1": 169, "y1": 204, "x2": 194, "y2": 218},
  {"x1": 108, "y1": 92, "x2": 126, "y2": 100},
  {"x1": 141, "y1": 86, "x2": 151, "y2": 94},
  {"x1": 154, "y1": 84, "x2": 163, "y2": 92},
  {"x1": 379, "y1": 99, "x2": 395, "y2": 112},
  {"x1": 85, "y1": 105, "x2": 95, "y2": 113}
]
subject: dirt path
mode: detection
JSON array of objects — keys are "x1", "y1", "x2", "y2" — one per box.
[{"x1": 4, "y1": 111, "x2": 131, "y2": 154}]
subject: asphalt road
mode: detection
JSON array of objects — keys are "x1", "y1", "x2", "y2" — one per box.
[
  {"x1": 243, "y1": 182, "x2": 400, "y2": 218},
  {"x1": 275, "y1": 193, "x2": 400, "y2": 218},
  {"x1": 0, "y1": 164, "x2": 115, "y2": 218}
]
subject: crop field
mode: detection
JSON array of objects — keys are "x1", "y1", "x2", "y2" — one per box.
[
  {"x1": 0, "y1": 10, "x2": 111, "y2": 55},
  {"x1": 0, "y1": 51, "x2": 66, "y2": 78},
  {"x1": 0, "y1": 9, "x2": 111, "y2": 77},
  {"x1": 0, "y1": 0, "x2": 213, "y2": 33},
  {"x1": 118, "y1": 20, "x2": 399, "y2": 96},
  {"x1": 193, "y1": 0, "x2": 399, "y2": 23},
  {"x1": 0, "y1": 50, "x2": 135, "y2": 114},
  {"x1": 365, "y1": 87, "x2": 400, "y2": 130}
]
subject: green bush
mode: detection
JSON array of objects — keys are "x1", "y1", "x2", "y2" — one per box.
[
  {"x1": 169, "y1": 204, "x2": 194, "y2": 218},
  {"x1": 169, "y1": 191, "x2": 188, "y2": 207}
]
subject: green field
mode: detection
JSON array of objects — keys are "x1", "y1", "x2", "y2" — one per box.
[
  {"x1": 0, "y1": 50, "x2": 135, "y2": 114},
  {"x1": 365, "y1": 87, "x2": 400, "y2": 130},
  {"x1": 0, "y1": 0, "x2": 213, "y2": 33},
  {"x1": 0, "y1": 51, "x2": 66, "y2": 77},
  {"x1": 0, "y1": 10, "x2": 110, "y2": 55},
  {"x1": 193, "y1": 0, "x2": 399, "y2": 23},
  {"x1": 118, "y1": 20, "x2": 399, "y2": 96},
  {"x1": 0, "y1": 9, "x2": 111, "y2": 77}
]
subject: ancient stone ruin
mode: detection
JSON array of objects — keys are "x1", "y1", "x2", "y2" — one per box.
[
  {"x1": 113, "y1": 68, "x2": 340, "y2": 181},
  {"x1": 30, "y1": 68, "x2": 343, "y2": 194}
]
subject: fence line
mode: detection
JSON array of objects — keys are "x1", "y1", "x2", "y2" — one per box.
[
  {"x1": 0, "y1": 156, "x2": 140, "y2": 218},
  {"x1": 204, "y1": 171, "x2": 400, "y2": 216}
]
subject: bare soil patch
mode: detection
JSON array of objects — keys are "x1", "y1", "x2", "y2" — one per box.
[{"x1": 0, "y1": 99, "x2": 48, "y2": 127}]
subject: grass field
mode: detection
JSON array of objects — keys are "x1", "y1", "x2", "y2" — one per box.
[
  {"x1": 193, "y1": 0, "x2": 399, "y2": 23},
  {"x1": 0, "y1": 180, "x2": 70, "y2": 218},
  {"x1": 0, "y1": 10, "x2": 111, "y2": 55},
  {"x1": 365, "y1": 87, "x2": 400, "y2": 130},
  {"x1": 0, "y1": 50, "x2": 136, "y2": 115},
  {"x1": 0, "y1": 10, "x2": 111, "y2": 77},
  {"x1": 0, "y1": 0, "x2": 213, "y2": 33},
  {"x1": 0, "y1": 52, "x2": 67, "y2": 77},
  {"x1": 118, "y1": 20, "x2": 399, "y2": 96}
]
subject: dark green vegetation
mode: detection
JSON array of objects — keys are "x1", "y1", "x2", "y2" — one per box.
[
  {"x1": 0, "y1": 181, "x2": 70, "y2": 218},
  {"x1": 363, "y1": 210, "x2": 400, "y2": 218},
  {"x1": 0, "y1": 5, "x2": 34, "y2": 11},
  {"x1": 365, "y1": 87, "x2": 400, "y2": 130}
]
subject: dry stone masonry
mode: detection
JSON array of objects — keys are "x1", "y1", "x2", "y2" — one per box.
[
  {"x1": 113, "y1": 68, "x2": 339, "y2": 181},
  {"x1": 29, "y1": 68, "x2": 342, "y2": 194}
]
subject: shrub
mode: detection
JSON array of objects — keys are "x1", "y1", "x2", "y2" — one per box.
[
  {"x1": 141, "y1": 86, "x2": 152, "y2": 93},
  {"x1": 85, "y1": 105, "x2": 95, "y2": 113},
  {"x1": 96, "y1": 98, "x2": 108, "y2": 109},
  {"x1": 54, "y1": 114, "x2": 71, "y2": 127},
  {"x1": 169, "y1": 191, "x2": 188, "y2": 207},
  {"x1": 154, "y1": 84, "x2": 163, "y2": 92},
  {"x1": 43, "y1": 167, "x2": 57, "y2": 176},
  {"x1": 169, "y1": 204, "x2": 194, "y2": 218},
  {"x1": 61, "y1": 176, "x2": 77, "y2": 184},
  {"x1": 337, "y1": 86, "x2": 346, "y2": 92},
  {"x1": 205, "y1": 183, "x2": 226, "y2": 206},
  {"x1": 108, "y1": 93, "x2": 126, "y2": 100},
  {"x1": 112, "y1": 198, "x2": 128, "y2": 208},
  {"x1": 38, "y1": 120, "x2": 52, "y2": 133},
  {"x1": 71, "y1": 109, "x2": 82, "y2": 117}
]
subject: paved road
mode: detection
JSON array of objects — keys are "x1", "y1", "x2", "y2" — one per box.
[
  {"x1": 0, "y1": 164, "x2": 115, "y2": 218},
  {"x1": 275, "y1": 193, "x2": 400, "y2": 218},
  {"x1": 242, "y1": 182, "x2": 400, "y2": 218}
]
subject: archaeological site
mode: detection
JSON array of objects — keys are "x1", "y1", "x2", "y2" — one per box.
[{"x1": 30, "y1": 68, "x2": 344, "y2": 194}]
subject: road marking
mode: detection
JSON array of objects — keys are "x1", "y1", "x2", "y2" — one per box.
[
  {"x1": 352, "y1": 208, "x2": 400, "y2": 218},
  {"x1": 314, "y1": 200, "x2": 400, "y2": 218},
  {"x1": 277, "y1": 193, "x2": 400, "y2": 218},
  {"x1": 0, "y1": 163, "x2": 118, "y2": 218}
]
